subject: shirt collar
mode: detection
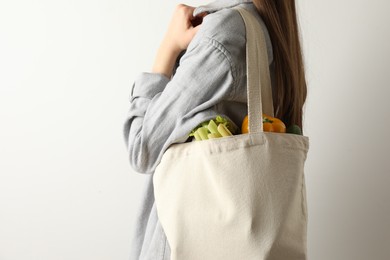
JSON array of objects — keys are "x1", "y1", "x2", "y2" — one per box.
[{"x1": 193, "y1": 0, "x2": 253, "y2": 17}]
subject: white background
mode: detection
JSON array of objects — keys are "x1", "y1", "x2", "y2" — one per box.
[{"x1": 1, "y1": 0, "x2": 389, "y2": 259}]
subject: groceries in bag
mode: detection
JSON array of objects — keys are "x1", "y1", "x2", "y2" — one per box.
[
  {"x1": 189, "y1": 114, "x2": 302, "y2": 142},
  {"x1": 241, "y1": 113, "x2": 302, "y2": 135},
  {"x1": 188, "y1": 115, "x2": 238, "y2": 141}
]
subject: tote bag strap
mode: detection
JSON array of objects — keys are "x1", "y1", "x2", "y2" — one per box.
[{"x1": 233, "y1": 6, "x2": 274, "y2": 134}]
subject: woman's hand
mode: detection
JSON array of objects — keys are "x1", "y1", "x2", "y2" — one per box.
[
  {"x1": 162, "y1": 4, "x2": 207, "y2": 53},
  {"x1": 152, "y1": 4, "x2": 208, "y2": 79}
]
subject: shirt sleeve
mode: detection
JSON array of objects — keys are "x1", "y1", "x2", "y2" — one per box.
[{"x1": 123, "y1": 37, "x2": 237, "y2": 174}]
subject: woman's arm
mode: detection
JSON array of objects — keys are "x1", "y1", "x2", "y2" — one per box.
[
  {"x1": 152, "y1": 40, "x2": 181, "y2": 79},
  {"x1": 123, "y1": 5, "x2": 237, "y2": 174},
  {"x1": 124, "y1": 37, "x2": 237, "y2": 174}
]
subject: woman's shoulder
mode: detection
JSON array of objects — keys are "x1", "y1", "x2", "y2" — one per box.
[
  {"x1": 188, "y1": 3, "x2": 273, "y2": 66},
  {"x1": 190, "y1": 5, "x2": 247, "y2": 53}
]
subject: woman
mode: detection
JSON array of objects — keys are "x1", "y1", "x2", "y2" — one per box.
[{"x1": 123, "y1": 0, "x2": 307, "y2": 259}]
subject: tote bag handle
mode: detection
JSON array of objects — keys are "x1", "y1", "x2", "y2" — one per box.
[{"x1": 233, "y1": 6, "x2": 274, "y2": 134}]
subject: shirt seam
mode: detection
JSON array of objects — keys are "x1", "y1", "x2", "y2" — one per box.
[
  {"x1": 201, "y1": 37, "x2": 238, "y2": 100},
  {"x1": 161, "y1": 235, "x2": 167, "y2": 260}
]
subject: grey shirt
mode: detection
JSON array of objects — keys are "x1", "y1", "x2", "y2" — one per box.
[{"x1": 123, "y1": 0, "x2": 274, "y2": 259}]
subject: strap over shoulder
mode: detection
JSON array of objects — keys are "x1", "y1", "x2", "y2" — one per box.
[{"x1": 232, "y1": 6, "x2": 275, "y2": 133}]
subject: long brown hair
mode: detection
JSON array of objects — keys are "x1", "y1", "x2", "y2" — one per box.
[{"x1": 252, "y1": 0, "x2": 307, "y2": 132}]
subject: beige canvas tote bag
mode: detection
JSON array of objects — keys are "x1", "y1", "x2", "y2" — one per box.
[{"x1": 153, "y1": 6, "x2": 310, "y2": 260}]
